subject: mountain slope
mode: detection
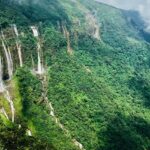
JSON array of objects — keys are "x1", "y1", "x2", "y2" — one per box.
[{"x1": 0, "y1": 0, "x2": 150, "y2": 150}]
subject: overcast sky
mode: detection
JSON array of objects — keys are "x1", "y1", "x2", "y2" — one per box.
[{"x1": 96, "y1": 0, "x2": 150, "y2": 31}]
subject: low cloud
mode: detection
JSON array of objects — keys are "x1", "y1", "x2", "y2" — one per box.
[{"x1": 96, "y1": 0, "x2": 150, "y2": 32}]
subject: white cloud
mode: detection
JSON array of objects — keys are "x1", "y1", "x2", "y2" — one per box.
[{"x1": 96, "y1": 0, "x2": 150, "y2": 32}]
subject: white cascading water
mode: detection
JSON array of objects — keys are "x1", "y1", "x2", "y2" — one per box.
[
  {"x1": 62, "y1": 25, "x2": 73, "y2": 54},
  {"x1": 37, "y1": 43, "x2": 43, "y2": 74},
  {"x1": 0, "y1": 56, "x2": 15, "y2": 122},
  {"x1": 27, "y1": 129, "x2": 32, "y2": 136},
  {"x1": 31, "y1": 26, "x2": 44, "y2": 74},
  {"x1": 4, "y1": 90, "x2": 15, "y2": 122},
  {"x1": 31, "y1": 26, "x2": 39, "y2": 37},
  {"x1": 0, "y1": 57, "x2": 5, "y2": 92},
  {"x1": 0, "y1": 107, "x2": 9, "y2": 120},
  {"x1": 8, "y1": 47, "x2": 13, "y2": 71},
  {"x1": 12, "y1": 24, "x2": 23, "y2": 67},
  {"x1": 1, "y1": 31, "x2": 13, "y2": 79}
]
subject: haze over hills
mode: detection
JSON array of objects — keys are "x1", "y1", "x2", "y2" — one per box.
[
  {"x1": 0, "y1": 0, "x2": 150, "y2": 150},
  {"x1": 96, "y1": 0, "x2": 150, "y2": 32}
]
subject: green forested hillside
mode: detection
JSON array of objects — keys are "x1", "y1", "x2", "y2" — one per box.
[{"x1": 0, "y1": 0, "x2": 150, "y2": 150}]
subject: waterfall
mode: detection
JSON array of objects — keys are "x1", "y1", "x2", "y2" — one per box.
[
  {"x1": 0, "y1": 107, "x2": 9, "y2": 120},
  {"x1": 3, "y1": 90, "x2": 15, "y2": 122},
  {"x1": 27, "y1": 129, "x2": 32, "y2": 136},
  {"x1": 16, "y1": 42, "x2": 23, "y2": 67},
  {"x1": 93, "y1": 23, "x2": 100, "y2": 40},
  {"x1": 62, "y1": 25, "x2": 73, "y2": 55},
  {"x1": 31, "y1": 26, "x2": 39, "y2": 37},
  {"x1": 2, "y1": 41, "x2": 13, "y2": 78},
  {"x1": 31, "y1": 26, "x2": 44, "y2": 74},
  {"x1": 13, "y1": 24, "x2": 19, "y2": 37},
  {"x1": 1, "y1": 31, "x2": 13, "y2": 79},
  {"x1": 12, "y1": 24, "x2": 23, "y2": 67},
  {"x1": 0, "y1": 57, "x2": 5, "y2": 92},
  {"x1": 66, "y1": 30, "x2": 72, "y2": 54},
  {"x1": 0, "y1": 56, "x2": 15, "y2": 122},
  {"x1": 31, "y1": 54, "x2": 35, "y2": 69},
  {"x1": 37, "y1": 50, "x2": 43, "y2": 74}
]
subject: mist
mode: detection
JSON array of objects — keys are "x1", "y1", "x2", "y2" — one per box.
[
  {"x1": 96, "y1": 0, "x2": 150, "y2": 32},
  {"x1": 11, "y1": 0, "x2": 42, "y2": 5},
  {"x1": 10, "y1": 0, "x2": 150, "y2": 32}
]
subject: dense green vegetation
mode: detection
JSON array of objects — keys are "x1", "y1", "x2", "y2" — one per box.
[
  {"x1": 0, "y1": 118, "x2": 55, "y2": 150},
  {"x1": 0, "y1": 0, "x2": 150, "y2": 149},
  {"x1": 15, "y1": 68, "x2": 77, "y2": 150}
]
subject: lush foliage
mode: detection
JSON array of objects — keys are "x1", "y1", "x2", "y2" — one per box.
[{"x1": 0, "y1": 0, "x2": 150, "y2": 150}]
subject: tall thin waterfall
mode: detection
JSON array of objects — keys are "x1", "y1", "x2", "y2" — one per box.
[
  {"x1": 62, "y1": 25, "x2": 73, "y2": 55},
  {"x1": 12, "y1": 24, "x2": 23, "y2": 67},
  {"x1": 3, "y1": 88, "x2": 15, "y2": 122},
  {"x1": 37, "y1": 49, "x2": 43, "y2": 74},
  {"x1": 0, "y1": 57, "x2": 4, "y2": 92},
  {"x1": 31, "y1": 26, "x2": 39, "y2": 37},
  {"x1": 31, "y1": 26, "x2": 44, "y2": 74},
  {"x1": 0, "y1": 107, "x2": 9, "y2": 120},
  {"x1": 1, "y1": 31, "x2": 13, "y2": 79},
  {"x1": 0, "y1": 56, "x2": 15, "y2": 122},
  {"x1": 3, "y1": 89, "x2": 15, "y2": 122}
]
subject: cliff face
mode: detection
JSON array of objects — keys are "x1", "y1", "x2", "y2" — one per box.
[{"x1": 0, "y1": 0, "x2": 150, "y2": 150}]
